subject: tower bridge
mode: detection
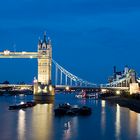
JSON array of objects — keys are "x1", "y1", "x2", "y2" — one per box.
[
  {"x1": 0, "y1": 32, "x2": 95, "y2": 96},
  {"x1": 0, "y1": 32, "x2": 139, "y2": 96}
]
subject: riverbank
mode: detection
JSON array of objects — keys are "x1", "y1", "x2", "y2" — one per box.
[{"x1": 102, "y1": 96, "x2": 140, "y2": 113}]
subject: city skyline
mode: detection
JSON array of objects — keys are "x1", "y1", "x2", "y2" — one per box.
[{"x1": 0, "y1": 0, "x2": 140, "y2": 84}]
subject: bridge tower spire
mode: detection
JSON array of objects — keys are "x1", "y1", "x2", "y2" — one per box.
[{"x1": 34, "y1": 32, "x2": 54, "y2": 96}]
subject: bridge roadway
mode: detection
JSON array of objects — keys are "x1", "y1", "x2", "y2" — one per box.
[
  {"x1": 54, "y1": 85, "x2": 129, "y2": 92},
  {"x1": 0, "y1": 84, "x2": 98, "y2": 91},
  {"x1": 0, "y1": 52, "x2": 38, "y2": 58},
  {"x1": 55, "y1": 85, "x2": 100, "y2": 91},
  {"x1": 0, "y1": 84, "x2": 129, "y2": 92},
  {"x1": 0, "y1": 51, "x2": 96, "y2": 88},
  {"x1": 0, "y1": 84, "x2": 32, "y2": 87},
  {"x1": 0, "y1": 84, "x2": 33, "y2": 90}
]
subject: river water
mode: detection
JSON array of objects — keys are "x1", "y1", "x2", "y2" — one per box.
[{"x1": 0, "y1": 93, "x2": 140, "y2": 140}]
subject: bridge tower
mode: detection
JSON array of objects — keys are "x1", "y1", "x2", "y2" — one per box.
[
  {"x1": 34, "y1": 32, "x2": 54, "y2": 96},
  {"x1": 129, "y1": 69, "x2": 139, "y2": 94}
]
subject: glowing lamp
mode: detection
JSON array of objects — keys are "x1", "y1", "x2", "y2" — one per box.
[
  {"x1": 49, "y1": 85, "x2": 52, "y2": 91},
  {"x1": 38, "y1": 86, "x2": 42, "y2": 93},
  {"x1": 101, "y1": 89, "x2": 107, "y2": 93},
  {"x1": 65, "y1": 86, "x2": 70, "y2": 91},
  {"x1": 116, "y1": 90, "x2": 121, "y2": 95}
]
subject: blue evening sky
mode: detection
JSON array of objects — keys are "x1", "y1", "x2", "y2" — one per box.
[{"x1": 0, "y1": 0, "x2": 140, "y2": 84}]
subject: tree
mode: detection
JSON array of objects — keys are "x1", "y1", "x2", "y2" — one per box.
[{"x1": 2, "y1": 81, "x2": 10, "y2": 84}]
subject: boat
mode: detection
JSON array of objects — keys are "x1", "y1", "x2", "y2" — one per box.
[
  {"x1": 85, "y1": 93, "x2": 96, "y2": 99},
  {"x1": 54, "y1": 103, "x2": 71, "y2": 116},
  {"x1": 54, "y1": 108, "x2": 67, "y2": 116},
  {"x1": 9, "y1": 105, "x2": 21, "y2": 110},
  {"x1": 75, "y1": 90, "x2": 97, "y2": 99},
  {"x1": 54, "y1": 103, "x2": 92, "y2": 116},
  {"x1": 9, "y1": 103, "x2": 27, "y2": 110},
  {"x1": 8, "y1": 101, "x2": 36, "y2": 110},
  {"x1": 75, "y1": 90, "x2": 86, "y2": 99},
  {"x1": 79, "y1": 106, "x2": 92, "y2": 115}
]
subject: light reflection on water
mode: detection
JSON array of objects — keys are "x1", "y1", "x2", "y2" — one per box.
[
  {"x1": 31, "y1": 104, "x2": 54, "y2": 140},
  {"x1": 115, "y1": 104, "x2": 120, "y2": 140},
  {"x1": 137, "y1": 114, "x2": 140, "y2": 139},
  {"x1": 101, "y1": 100, "x2": 106, "y2": 135},
  {"x1": 18, "y1": 110, "x2": 25, "y2": 140},
  {"x1": 0, "y1": 94, "x2": 140, "y2": 140},
  {"x1": 62, "y1": 117, "x2": 78, "y2": 140},
  {"x1": 129, "y1": 110, "x2": 139, "y2": 140}
]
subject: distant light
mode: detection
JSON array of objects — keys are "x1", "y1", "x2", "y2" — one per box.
[
  {"x1": 116, "y1": 90, "x2": 121, "y2": 95},
  {"x1": 49, "y1": 85, "x2": 52, "y2": 91},
  {"x1": 43, "y1": 86, "x2": 48, "y2": 93},
  {"x1": 20, "y1": 101, "x2": 24, "y2": 104},
  {"x1": 38, "y1": 86, "x2": 42, "y2": 93},
  {"x1": 22, "y1": 51, "x2": 26, "y2": 54},
  {"x1": 101, "y1": 89, "x2": 107, "y2": 93},
  {"x1": 65, "y1": 86, "x2": 70, "y2": 91},
  {"x1": 4, "y1": 50, "x2": 10, "y2": 55},
  {"x1": 30, "y1": 56, "x2": 33, "y2": 59}
]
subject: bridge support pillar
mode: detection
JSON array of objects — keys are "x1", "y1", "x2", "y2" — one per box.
[
  {"x1": 33, "y1": 79, "x2": 55, "y2": 96},
  {"x1": 129, "y1": 83, "x2": 139, "y2": 95},
  {"x1": 33, "y1": 82, "x2": 55, "y2": 103}
]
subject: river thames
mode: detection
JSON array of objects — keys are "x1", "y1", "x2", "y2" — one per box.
[{"x1": 0, "y1": 93, "x2": 140, "y2": 140}]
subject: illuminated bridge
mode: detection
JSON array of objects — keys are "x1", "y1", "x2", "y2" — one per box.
[
  {"x1": 0, "y1": 32, "x2": 96, "y2": 95},
  {"x1": 100, "y1": 67, "x2": 140, "y2": 94},
  {"x1": 0, "y1": 33, "x2": 139, "y2": 95}
]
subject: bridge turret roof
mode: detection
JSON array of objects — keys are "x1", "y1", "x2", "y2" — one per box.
[
  {"x1": 43, "y1": 32, "x2": 47, "y2": 43},
  {"x1": 41, "y1": 32, "x2": 48, "y2": 49}
]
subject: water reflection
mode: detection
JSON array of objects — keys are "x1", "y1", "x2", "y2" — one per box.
[
  {"x1": 18, "y1": 110, "x2": 25, "y2": 140},
  {"x1": 101, "y1": 100, "x2": 106, "y2": 135},
  {"x1": 137, "y1": 114, "x2": 140, "y2": 139},
  {"x1": 63, "y1": 120, "x2": 71, "y2": 140},
  {"x1": 2, "y1": 94, "x2": 140, "y2": 140},
  {"x1": 115, "y1": 104, "x2": 121, "y2": 140},
  {"x1": 101, "y1": 100, "x2": 106, "y2": 108},
  {"x1": 63, "y1": 117, "x2": 78, "y2": 140},
  {"x1": 129, "y1": 110, "x2": 138, "y2": 139},
  {"x1": 32, "y1": 103, "x2": 54, "y2": 140},
  {"x1": 34, "y1": 96, "x2": 55, "y2": 104},
  {"x1": 78, "y1": 99, "x2": 86, "y2": 105}
]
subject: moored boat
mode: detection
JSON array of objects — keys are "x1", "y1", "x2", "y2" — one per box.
[
  {"x1": 75, "y1": 90, "x2": 98, "y2": 99},
  {"x1": 9, "y1": 105, "x2": 20, "y2": 110},
  {"x1": 8, "y1": 101, "x2": 36, "y2": 110},
  {"x1": 86, "y1": 94, "x2": 96, "y2": 99},
  {"x1": 9, "y1": 103, "x2": 27, "y2": 110},
  {"x1": 75, "y1": 90, "x2": 86, "y2": 99},
  {"x1": 54, "y1": 103, "x2": 92, "y2": 116},
  {"x1": 79, "y1": 106, "x2": 92, "y2": 115}
]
